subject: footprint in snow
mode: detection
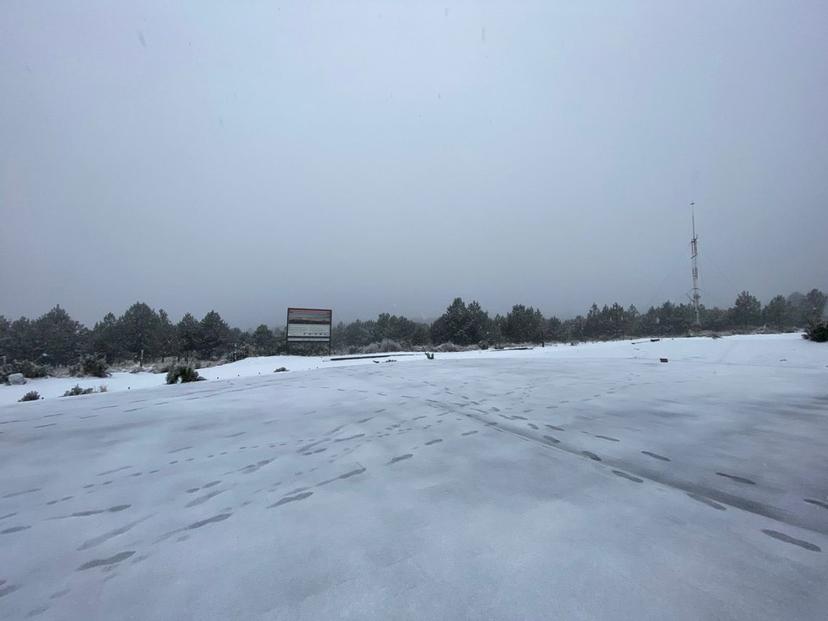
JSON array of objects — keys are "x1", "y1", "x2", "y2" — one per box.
[{"x1": 388, "y1": 454, "x2": 413, "y2": 464}]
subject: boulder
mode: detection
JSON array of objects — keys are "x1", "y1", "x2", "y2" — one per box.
[{"x1": 8, "y1": 373, "x2": 26, "y2": 385}]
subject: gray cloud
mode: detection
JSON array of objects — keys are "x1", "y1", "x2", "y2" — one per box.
[{"x1": 2, "y1": 1, "x2": 826, "y2": 327}]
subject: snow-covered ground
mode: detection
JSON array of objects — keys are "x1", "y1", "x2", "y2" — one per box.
[
  {"x1": 2, "y1": 333, "x2": 823, "y2": 406},
  {"x1": 1, "y1": 334, "x2": 827, "y2": 620}
]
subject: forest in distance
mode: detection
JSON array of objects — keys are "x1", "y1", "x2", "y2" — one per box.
[{"x1": 1, "y1": 288, "x2": 825, "y2": 379}]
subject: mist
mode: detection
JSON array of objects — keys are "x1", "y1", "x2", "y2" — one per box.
[{"x1": 2, "y1": 1, "x2": 827, "y2": 328}]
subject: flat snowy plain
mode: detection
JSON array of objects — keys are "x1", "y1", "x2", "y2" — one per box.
[{"x1": 1, "y1": 334, "x2": 827, "y2": 620}]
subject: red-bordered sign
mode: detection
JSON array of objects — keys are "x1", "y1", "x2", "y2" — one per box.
[{"x1": 286, "y1": 308, "x2": 333, "y2": 352}]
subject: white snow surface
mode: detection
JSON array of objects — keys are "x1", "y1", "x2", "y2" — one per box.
[
  {"x1": 1, "y1": 333, "x2": 827, "y2": 620},
  {"x1": 1, "y1": 333, "x2": 824, "y2": 406}
]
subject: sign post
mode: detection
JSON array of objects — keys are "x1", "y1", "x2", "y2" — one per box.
[{"x1": 286, "y1": 308, "x2": 333, "y2": 356}]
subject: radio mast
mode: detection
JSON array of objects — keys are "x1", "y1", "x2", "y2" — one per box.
[{"x1": 690, "y1": 202, "x2": 701, "y2": 327}]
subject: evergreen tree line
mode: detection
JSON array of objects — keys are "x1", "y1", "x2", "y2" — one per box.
[
  {"x1": 0, "y1": 289, "x2": 825, "y2": 373},
  {"x1": 423, "y1": 289, "x2": 825, "y2": 347},
  {"x1": 0, "y1": 303, "x2": 280, "y2": 368}
]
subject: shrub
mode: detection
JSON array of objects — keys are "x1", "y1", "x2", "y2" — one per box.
[
  {"x1": 227, "y1": 344, "x2": 254, "y2": 362},
  {"x1": 19, "y1": 390, "x2": 40, "y2": 402},
  {"x1": 166, "y1": 365, "x2": 202, "y2": 384},
  {"x1": 273, "y1": 367, "x2": 288, "y2": 373},
  {"x1": 362, "y1": 339, "x2": 402, "y2": 354},
  {"x1": 1, "y1": 360, "x2": 49, "y2": 383},
  {"x1": 62, "y1": 384, "x2": 95, "y2": 397},
  {"x1": 78, "y1": 355, "x2": 110, "y2": 378},
  {"x1": 18, "y1": 359, "x2": 49, "y2": 378},
  {"x1": 804, "y1": 321, "x2": 828, "y2": 343},
  {"x1": 435, "y1": 342, "x2": 461, "y2": 353}
]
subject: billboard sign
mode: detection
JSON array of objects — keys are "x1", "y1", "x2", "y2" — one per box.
[{"x1": 286, "y1": 308, "x2": 332, "y2": 348}]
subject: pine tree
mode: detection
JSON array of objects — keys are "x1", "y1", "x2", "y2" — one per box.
[
  {"x1": 730, "y1": 291, "x2": 762, "y2": 329},
  {"x1": 465, "y1": 301, "x2": 491, "y2": 344},
  {"x1": 545, "y1": 316, "x2": 564, "y2": 341},
  {"x1": 177, "y1": 313, "x2": 201, "y2": 358},
  {"x1": 30, "y1": 306, "x2": 86, "y2": 365},
  {"x1": 0, "y1": 315, "x2": 10, "y2": 360},
  {"x1": 502, "y1": 305, "x2": 544, "y2": 343},
  {"x1": 804, "y1": 289, "x2": 827, "y2": 324},
  {"x1": 90, "y1": 312, "x2": 121, "y2": 362},
  {"x1": 199, "y1": 311, "x2": 231, "y2": 358},
  {"x1": 6, "y1": 317, "x2": 34, "y2": 361},
  {"x1": 252, "y1": 324, "x2": 278, "y2": 355},
  {"x1": 762, "y1": 295, "x2": 788, "y2": 330},
  {"x1": 117, "y1": 302, "x2": 162, "y2": 361},
  {"x1": 157, "y1": 309, "x2": 179, "y2": 359}
]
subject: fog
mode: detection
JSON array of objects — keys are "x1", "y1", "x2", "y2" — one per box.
[{"x1": 2, "y1": 1, "x2": 826, "y2": 328}]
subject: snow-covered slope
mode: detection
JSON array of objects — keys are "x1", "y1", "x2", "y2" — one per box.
[
  {"x1": 1, "y1": 333, "x2": 823, "y2": 406},
  {"x1": 1, "y1": 333, "x2": 827, "y2": 620}
]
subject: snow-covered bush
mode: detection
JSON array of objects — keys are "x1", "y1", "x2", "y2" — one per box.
[
  {"x1": 62, "y1": 385, "x2": 95, "y2": 397},
  {"x1": 804, "y1": 321, "x2": 828, "y2": 342},
  {"x1": 435, "y1": 342, "x2": 461, "y2": 353},
  {"x1": 362, "y1": 339, "x2": 402, "y2": 354},
  {"x1": 1, "y1": 360, "x2": 48, "y2": 383},
  {"x1": 19, "y1": 390, "x2": 40, "y2": 402},
  {"x1": 74, "y1": 355, "x2": 110, "y2": 378},
  {"x1": 166, "y1": 365, "x2": 202, "y2": 384}
]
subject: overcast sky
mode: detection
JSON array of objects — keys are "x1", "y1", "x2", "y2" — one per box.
[{"x1": 2, "y1": 1, "x2": 826, "y2": 328}]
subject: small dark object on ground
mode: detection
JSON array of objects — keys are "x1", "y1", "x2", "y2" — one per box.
[
  {"x1": 166, "y1": 365, "x2": 203, "y2": 384},
  {"x1": 650, "y1": 338, "x2": 661, "y2": 342},
  {"x1": 659, "y1": 358, "x2": 669, "y2": 363},
  {"x1": 273, "y1": 367, "x2": 288, "y2": 373},
  {"x1": 383, "y1": 359, "x2": 397, "y2": 363},
  {"x1": 63, "y1": 385, "x2": 94, "y2": 397},
  {"x1": 19, "y1": 391, "x2": 41, "y2": 402},
  {"x1": 425, "y1": 352, "x2": 435, "y2": 360}
]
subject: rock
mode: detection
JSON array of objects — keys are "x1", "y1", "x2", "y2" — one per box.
[{"x1": 8, "y1": 373, "x2": 26, "y2": 385}]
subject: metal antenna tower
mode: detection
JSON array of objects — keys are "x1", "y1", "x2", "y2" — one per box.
[{"x1": 690, "y1": 202, "x2": 701, "y2": 326}]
